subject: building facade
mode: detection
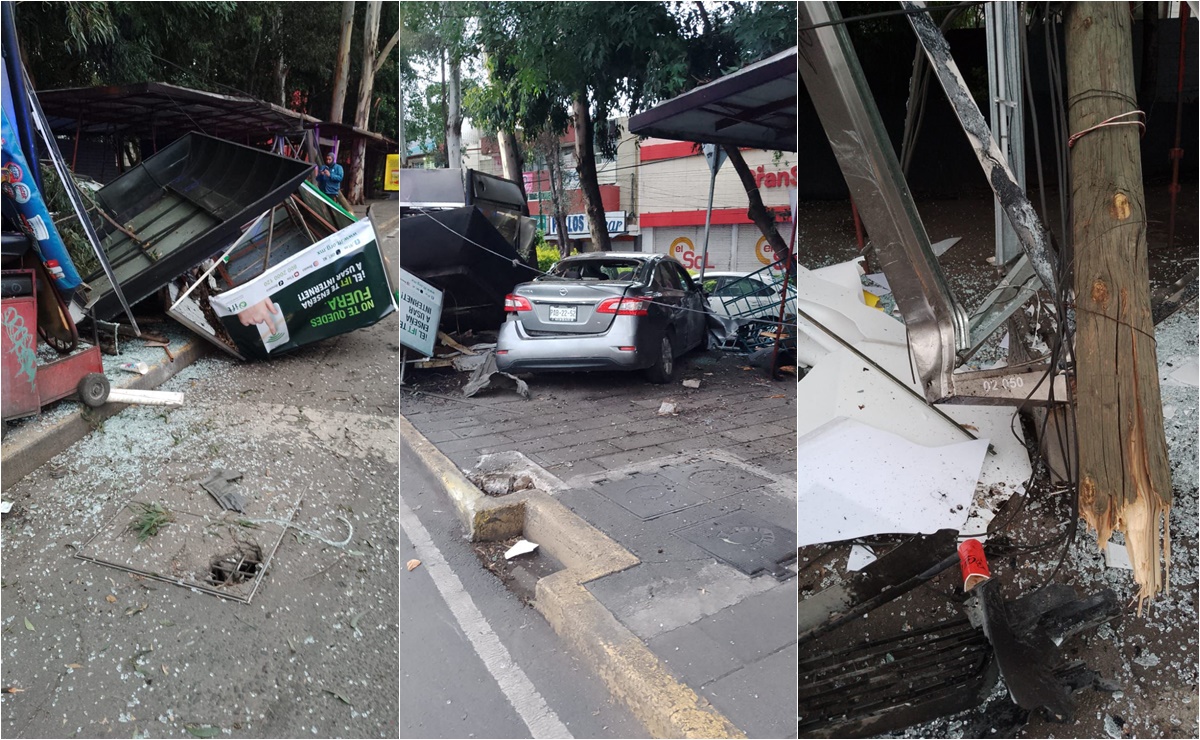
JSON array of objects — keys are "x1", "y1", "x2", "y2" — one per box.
[
  {"x1": 637, "y1": 139, "x2": 795, "y2": 274},
  {"x1": 461, "y1": 121, "x2": 796, "y2": 270}
]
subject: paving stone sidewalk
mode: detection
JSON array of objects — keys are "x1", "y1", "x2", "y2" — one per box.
[{"x1": 400, "y1": 350, "x2": 798, "y2": 738}]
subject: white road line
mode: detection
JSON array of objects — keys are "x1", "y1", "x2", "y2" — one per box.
[{"x1": 399, "y1": 496, "x2": 573, "y2": 739}]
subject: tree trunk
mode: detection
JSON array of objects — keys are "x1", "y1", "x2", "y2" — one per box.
[
  {"x1": 273, "y1": 54, "x2": 288, "y2": 108},
  {"x1": 546, "y1": 146, "x2": 572, "y2": 260},
  {"x1": 244, "y1": 17, "x2": 262, "y2": 94},
  {"x1": 399, "y1": 85, "x2": 407, "y2": 167},
  {"x1": 498, "y1": 130, "x2": 526, "y2": 201},
  {"x1": 329, "y1": 1, "x2": 355, "y2": 123},
  {"x1": 571, "y1": 95, "x2": 612, "y2": 252},
  {"x1": 347, "y1": 0, "x2": 381, "y2": 204},
  {"x1": 1066, "y1": 2, "x2": 1172, "y2": 613},
  {"x1": 446, "y1": 56, "x2": 463, "y2": 168},
  {"x1": 722, "y1": 145, "x2": 788, "y2": 261}
]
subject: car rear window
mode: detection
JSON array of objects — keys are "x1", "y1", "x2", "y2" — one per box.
[{"x1": 546, "y1": 260, "x2": 643, "y2": 281}]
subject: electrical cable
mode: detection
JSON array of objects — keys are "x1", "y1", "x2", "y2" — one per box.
[
  {"x1": 409, "y1": 205, "x2": 806, "y2": 330},
  {"x1": 987, "y1": 5, "x2": 1091, "y2": 591},
  {"x1": 1021, "y1": 2, "x2": 1051, "y2": 231},
  {"x1": 969, "y1": 5, "x2": 1084, "y2": 576}
]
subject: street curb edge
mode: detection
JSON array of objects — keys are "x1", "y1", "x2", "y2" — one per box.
[
  {"x1": 399, "y1": 415, "x2": 746, "y2": 738},
  {"x1": 1, "y1": 336, "x2": 208, "y2": 491},
  {"x1": 398, "y1": 414, "x2": 524, "y2": 541}
]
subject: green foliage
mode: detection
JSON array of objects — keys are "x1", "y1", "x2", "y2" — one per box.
[
  {"x1": 126, "y1": 502, "x2": 174, "y2": 543},
  {"x1": 468, "y1": 1, "x2": 795, "y2": 150},
  {"x1": 13, "y1": 2, "x2": 398, "y2": 142},
  {"x1": 535, "y1": 239, "x2": 561, "y2": 274},
  {"x1": 473, "y1": 2, "x2": 687, "y2": 152},
  {"x1": 408, "y1": 77, "x2": 482, "y2": 165},
  {"x1": 401, "y1": 2, "x2": 481, "y2": 159},
  {"x1": 36, "y1": 163, "x2": 100, "y2": 279}
]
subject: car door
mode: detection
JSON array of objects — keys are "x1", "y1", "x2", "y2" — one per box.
[
  {"x1": 651, "y1": 262, "x2": 688, "y2": 348},
  {"x1": 670, "y1": 263, "x2": 707, "y2": 349}
]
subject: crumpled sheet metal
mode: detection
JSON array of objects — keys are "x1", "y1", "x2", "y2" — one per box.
[
  {"x1": 463, "y1": 351, "x2": 530, "y2": 399},
  {"x1": 200, "y1": 469, "x2": 246, "y2": 512}
]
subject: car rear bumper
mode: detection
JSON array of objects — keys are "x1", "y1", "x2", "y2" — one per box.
[{"x1": 495, "y1": 316, "x2": 654, "y2": 373}]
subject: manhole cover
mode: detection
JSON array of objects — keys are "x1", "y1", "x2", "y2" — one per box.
[
  {"x1": 592, "y1": 472, "x2": 709, "y2": 521},
  {"x1": 675, "y1": 511, "x2": 796, "y2": 578},
  {"x1": 657, "y1": 461, "x2": 771, "y2": 498},
  {"x1": 717, "y1": 525, "x2": 777, "y2": 547},
  {"x1": 625, "y1": 484, "x2": 667, "y2": 501}
]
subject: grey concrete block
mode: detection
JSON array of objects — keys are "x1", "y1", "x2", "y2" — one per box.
[
  {"x1": 702, "y1": 643, "x2": 799, "y2": 740},
  {"x1": 695, "y1": 585, "x2": 798, "y2": 664},
  {"x1": 648, "y1": 622, "x2": 742, "y2": 688}
]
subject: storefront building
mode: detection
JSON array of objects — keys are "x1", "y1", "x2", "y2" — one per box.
[
  {"x1": 461, "y1": 123, "x2": 794, "y2": 268},
  {"x1": 638, "y1": 139, "x2": 794, "y2": 274}
]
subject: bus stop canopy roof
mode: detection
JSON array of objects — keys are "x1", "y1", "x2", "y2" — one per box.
[
  {"x1": 628, "y1": 47, "x2": 797, "y2": 152},
  {"x1": 35, "y1": 82, "x2": 397, "y2": 152},
  {"x1": 37, "y1": 81, "x2": 317, "y2": 141}
]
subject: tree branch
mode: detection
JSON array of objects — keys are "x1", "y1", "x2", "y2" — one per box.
[{"x1": 373, "y1": 29, "x2": 400, "y2": 76}]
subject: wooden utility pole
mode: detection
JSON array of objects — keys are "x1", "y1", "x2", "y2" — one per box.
[{"x1": 1066, "y1": 2, "x2": 1172, "y2": 613}]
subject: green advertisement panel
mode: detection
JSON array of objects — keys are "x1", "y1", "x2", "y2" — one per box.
[{"x1": 210, "y1": 219, "x2": 396, "y2": 359}]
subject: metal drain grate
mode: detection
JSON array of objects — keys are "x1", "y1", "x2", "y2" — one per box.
[{"x1": 208, "y1": 543, "x2": 263, "y2": 586}]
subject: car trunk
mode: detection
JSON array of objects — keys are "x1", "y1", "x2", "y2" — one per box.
[{"x1": 514, "y1": 280, "x2": 634, "y2": 334}]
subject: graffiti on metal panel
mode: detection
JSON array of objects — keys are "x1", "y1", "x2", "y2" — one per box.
[{"x1": 3, "y1": 306, "x2": 37, "y2": 388}]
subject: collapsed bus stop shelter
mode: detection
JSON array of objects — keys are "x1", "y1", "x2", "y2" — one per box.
[{"x1": 34, "y1": 82, "x2": 396, "y2": 194}]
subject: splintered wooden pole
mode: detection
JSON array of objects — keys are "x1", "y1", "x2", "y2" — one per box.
[{"x1": 1066, "y1": 3, "x2": 1173, "y2": 613}]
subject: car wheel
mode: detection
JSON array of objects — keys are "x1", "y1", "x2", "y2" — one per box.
[{"x1": 645, "y1": 332, "x2": 675, "y2": 384}]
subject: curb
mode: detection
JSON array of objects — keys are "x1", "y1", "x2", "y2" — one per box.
[
  {"x1": 374, "y1": 213, "x2": 400, "y2": 234},
  {"x1": 399, "y1": 412, "x2": 746, "y2": 739},
  {"x1": 397, "y1": 415, "x2": 525, "y2": 540},
  {"x1": 1, "y1": 337, "x2": 208, "y2": 490}
]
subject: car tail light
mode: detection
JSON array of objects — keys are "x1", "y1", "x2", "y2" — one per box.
[
  {"x1": 504, "y1": 294, "x2": 533, "y2": 312},
  {"x1": 595, "y1": 296, "x2": 650, "y2": 316}
]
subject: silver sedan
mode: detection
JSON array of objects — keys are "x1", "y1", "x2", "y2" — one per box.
[{"x1": 495, "y1": 252, "x2": 710, "y2": 383}]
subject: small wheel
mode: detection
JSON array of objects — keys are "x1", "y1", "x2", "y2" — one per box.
[
  {"x1": 645, "y1": 332, "x2": 675, "y2": 384},
  {"x1": 78, "y1": 373, "x2": 110, "y2": 408}
]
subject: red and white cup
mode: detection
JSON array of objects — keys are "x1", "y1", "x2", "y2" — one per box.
[{"x1": 958, "y1": 538, "x2": 991, "y2": 592}]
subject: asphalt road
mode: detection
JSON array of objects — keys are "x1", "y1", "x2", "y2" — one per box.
[
  {"x1": 399, "y1": 439, "x2": 647, "y2": 739},
  {"x1": 0, "y1": 204, "x2": 401, "y2": 738}
]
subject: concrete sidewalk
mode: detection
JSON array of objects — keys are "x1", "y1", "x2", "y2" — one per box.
[{"x1": 400, "y1": 351, "x2": 798, "y2": 738}]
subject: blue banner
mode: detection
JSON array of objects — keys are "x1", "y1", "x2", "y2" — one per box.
[{"x1": 1, "y1": 105, "x2": 81, "y2": 291}]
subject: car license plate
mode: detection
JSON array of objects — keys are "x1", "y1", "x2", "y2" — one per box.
[{"x1": 548, "y1": 305, "x2": 577, "y2": 322}]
